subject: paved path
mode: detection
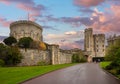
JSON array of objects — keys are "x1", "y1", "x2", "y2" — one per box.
[{"x1": 22, "y1": 63, "x2": 120, "y2": 84}]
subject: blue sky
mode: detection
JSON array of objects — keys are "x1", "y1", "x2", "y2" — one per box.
[{"x1": 0, "y1": 0, "x2": 120, "y2": 49}]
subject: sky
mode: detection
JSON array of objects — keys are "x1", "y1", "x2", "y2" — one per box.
[{"x1": 0, "y1": 0, "x2": 120, "y2": 49}]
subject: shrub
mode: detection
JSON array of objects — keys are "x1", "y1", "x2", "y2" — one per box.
[
  {"x1": 5, "y1": 47, "x2": 23, "y2": 66},
  {"x1": 0, "y1": 59, "x2": 5, "y2": 67},
  {"x1": 109, "y1": 69, "x2": 117, "y2": 75},
  {"x1": 0, "y1": 44, "x2": 23, "y2": 66},
  {"x1": 3, "y1": 36, "x2": 17, "y2": 46},
  {"x1": 18, "y1": 37, "x2": 33, "y2": 48},
  {"x1": 72, "y1": 53, "x2": 87, "y2": 63},
  {"x1": 37, "y1": 60, "x2": 50, "y2": 66}
]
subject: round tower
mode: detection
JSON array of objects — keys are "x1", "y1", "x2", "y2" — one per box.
[{"x1": 10, "y1": 20, "x2": 43, "y2": 41}]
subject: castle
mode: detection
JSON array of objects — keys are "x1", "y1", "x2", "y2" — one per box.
[
  {"x1": 107, "y1": 34, "x2": 120, "y2": 47},
  {"x1": 9, "y1": 20, "x2": 78, "y2": 66},
  {"x1": 9, "y1": 20, "x2": 106, "y2": 65},
  {"x1": 84, "y1": 28, "x2": 105, "y2": 62}
]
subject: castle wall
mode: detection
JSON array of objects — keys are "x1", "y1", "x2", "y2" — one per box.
[
  {"x1": 59, "y1": 52, "x2": 72, "y2": 64},
  {"x1": 18, "y1": 48, "x2": 73, "y2": 66},
  {"x1": 19, "y1": 49, "x2": 51, "y2": 66},
  {"x1": 48, "y1": 45, "x2": 72, "y2": 65}
]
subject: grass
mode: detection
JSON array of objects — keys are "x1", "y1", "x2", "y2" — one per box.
[
  {"x1": 0, "y1": 63, "x2": 76, "y2": 84},
  {"x1": 100, "y1": 61, "x2": 111, "y2": 69},
  {"x1": 100, "y1": 61, "x2": 120, "y2": 79}
]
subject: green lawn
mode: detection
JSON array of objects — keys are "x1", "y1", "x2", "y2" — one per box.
[
  {"x1": 0, "y1": 63, "x2": 76, "y2": 84},
  {"x1": 100, "y1": 61, "x2": 111, "y2": 69}
]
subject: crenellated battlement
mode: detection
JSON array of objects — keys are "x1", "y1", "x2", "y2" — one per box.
[{"x1": 10, "y1": 20, "x2": 42, "y2": 31}]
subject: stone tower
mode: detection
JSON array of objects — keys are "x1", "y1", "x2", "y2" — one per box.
[
  {"x1": 84, "y1": 28, "x2": 105, "y2": 62},
  {"x1": 10, "y1": 20, "x2": 43, "y2": 41},
  {"x1": 84, "y1": 28, "x2": 94, "y2": 57},
  {"x1": 93, "y1": 34, "x2": 105, "y2": 57}
]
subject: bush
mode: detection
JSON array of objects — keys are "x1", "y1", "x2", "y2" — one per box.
[
  {"x1": 18, "y1": 37, "x2": 33, "y2": 48},
  {"x1": 3, "y1": 36, "x2": 17, "y2": 46},
  {"x1": 109, "y1": 69, "x2": 118, "y2": 75},
  {"x1": 72, "y1": 53, "x2": 87, "y2": 63},
  {"x1": 0, "y1": 43, "x2": 23, "y2": 66},
  {"x1": 0, "y1": 59, "x2": 5, "y2": 67},
  {"x1": 5, "y1": 47, "x2": 23, "y2": 66},
  {"x1": 37, "y1": 60, "x2": 50, "y2": 66}
]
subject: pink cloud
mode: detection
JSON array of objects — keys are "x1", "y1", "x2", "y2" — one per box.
[
  {"x1": 59, "y1": 42, "x2": 82, "y2": 50},
  {"x1": 74, "y1": 0, "x2": 105, "y2": 7},
  {"x1": 1, "y1": 0, "x2": 46, "y2": 21},
  {"x1": 90, "y1": 6, "x2": 120, "y2": 34},
  {"x1": 0, "y1": 16, "x2": 12, "y2": 27}
]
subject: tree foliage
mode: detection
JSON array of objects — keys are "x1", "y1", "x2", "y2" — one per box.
[
  {"x1": 3, "y1": 36, "x2": 17, "y2": 46},
  {"x1": 105, "y1": 38, "x2": 120, "y2": 61},
  {"x1": 0, "y1": 43, "x2": 23, "y2": 66},
  {"x1": 39, "y1": 42, "x2": 46, "y2": 50},
  {"x1": 105, "y1": 39, "x2": 120, "y2": 75},
  {"x1": 18, "y1": 37, "x2": 33, "y2": 48},
  {"x1": 72, "y1": 51, "x2": 87, "y2": 63},
  {"x1": 30, "y1": 41, "x2": 47, "y2": 50}
]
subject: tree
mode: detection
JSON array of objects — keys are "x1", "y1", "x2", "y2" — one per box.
[
  {"x1": 0, "y1": 43, "x2": 23, "y2": 66},
  {"x1": 72, "y1": 51, "x2": 87, "y2": 63},
  {"x1": 18, "y1": 37, "x2": 33, "y2": 49},
  {"x1": 105, "y1": 39, "x2": 120, "y2": 75},
  {"x1": 105, "y1": 38, "x2": 120, "y2": 61},
  {"x1": 3, "y1": 36, "x2": 17, "y2": 46},
  {"x1": 0, "y1": 43, "x2": 8, "y2": 60},
  {"x1": 39, "y1": 42, "x2": 46, "y2": 50},
  {"x1": 5, "y1": 46, "x2": 23, "y2": 66}
]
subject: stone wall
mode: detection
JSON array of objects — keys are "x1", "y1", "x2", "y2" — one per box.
[
  {"x1": 18, "y1": 47, "x2": 73, "y2": 66},
  {"x1": 59, "y1": 52, "x2": 72, "y2": 64},
  {"x1": 19, "y1": 49, "x2": 51, "y2": 66}
]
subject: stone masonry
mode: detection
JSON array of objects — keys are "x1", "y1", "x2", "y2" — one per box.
[
  {"x1": 84, "y1": 28, "x2": 105, "y2": 62},
  {"x1": 10, "y1": 20, "x2": 73, "y2": 66}
]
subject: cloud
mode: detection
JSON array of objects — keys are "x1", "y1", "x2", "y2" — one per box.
[
  {"x1": 79, "y1": 8, "x2": 94, "y2": 13},
  {"x1": 44, "y1": 15, "x2": 94, "y2": 27},
  {"x1": 65, "y1": 31, "x2": 77, "y2": 35},
  {"x1": 44, "y1": 30, "x2": 84, "y2": 49},
  {"x1": 89, "y1": 6, "x2": 120, "y2": 34},
  {"x1": 59, "y1": 42, "x2": 81, "y2": 50},
  {"x1": 74, "y1": 0, "x2": 105, "y2": 7},
  {"x1": 0, "y1": 36, "x2": 7, "y2": 42},
  {"x1": 0, "y1": 16, "x2": 12, "y2": 27},
  {"x1": 42, "y1": 26, "x2": 58, "y2": 31},
  {"x1": 1, "y1": 0, "x2": 46, "y2": 21}
]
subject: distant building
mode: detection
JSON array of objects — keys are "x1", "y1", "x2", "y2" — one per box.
[
  {"x1": 84, "y1": 28, "x2": 105, "y2": 62},
  {"x1": 107, "y1": 34, "x2": 120, "y2": 47}
]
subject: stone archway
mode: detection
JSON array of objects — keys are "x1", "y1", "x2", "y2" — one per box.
[{"x1": 87, "y1": 56, "x2": 92, "y2": 63}]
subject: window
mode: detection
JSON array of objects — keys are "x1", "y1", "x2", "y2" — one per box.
[
  {"x1": 102, "y1": 45, "x2": 104, "y2": 47},
  {"x1": 97, "y1": 45, "x2": 98, "y2": 47}
]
